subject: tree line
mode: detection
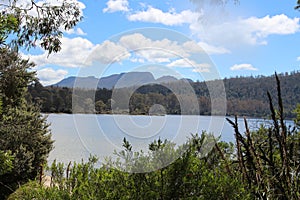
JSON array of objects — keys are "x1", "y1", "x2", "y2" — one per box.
[{"x1": 28, "y1": 71, "x2": 300, "y2": 118}]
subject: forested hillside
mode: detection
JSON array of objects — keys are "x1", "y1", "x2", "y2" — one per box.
[{"x1": 28, "y1": 71, "x2": 300, "y2": 118}]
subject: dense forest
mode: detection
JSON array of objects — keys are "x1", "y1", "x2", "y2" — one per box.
[{"x1": 28, "y1": 71, "x2": 300, "y2": 118}]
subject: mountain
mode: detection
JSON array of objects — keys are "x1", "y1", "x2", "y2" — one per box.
[
  {"x1": 97, "y1": 74, "x2": 122, "y2": 89},
  {"x1": 53, "y1": 72, "x2": 171, "y2": 89},
  {"x1": 156, "y1": 76, "x2": 178, "y2": 83},
  {"x1": 113, "y1": 72, "x2": 155, "y2": 88},
  {"x1": 53, "y1": 76, "x2": 99, "y2": 89}
]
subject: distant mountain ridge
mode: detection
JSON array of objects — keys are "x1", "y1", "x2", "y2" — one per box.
[
  {"x1": 52, "y1": 72, "x2": 179, "y2": 89},
  {"x1": 30, "y1": 70, "x2": 300, "y2": 118}
]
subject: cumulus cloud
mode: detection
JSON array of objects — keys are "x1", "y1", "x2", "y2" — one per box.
[
  {"x1": 103, "y1": 0, "x2": 129, "y2": 13},
  {"x1": 182, "y1": 41, "x2": 205, "y2": 53},
  {"x1": 23, "y1": 33, "x2": 219, "y2": 74},
  {"x1": 244, "y1": 15, "x2": 299, "y2": 36},
  {"x1": 167, "y1": 58, "x2": 211, "y2": 72},
  {"x1": 119, "y1": 33, "x2": 189, "y2": 62},
  {"x1": 191, "y1": 14, "x2": 300, "y2": 48},
  {"x1": 37, "y1": 68, "x2": 68, "y2": 86},
  {"x1": 120, "y1": 33, "x2": 186, "y2": 54},
  {"x1": 119, "y1": 33, "x2": 227, "y2": 65},
  {"x1": 88, "y1": 40, "x2": 130, "y2": 64},
  {"x1": 230, "y1": 63, "x2": 258, "y2": 71},
  {"x1": 127, "y1": 6, "x2": 200, "y2": 26},
  {"x1": 120, "y1": 3, "x2": 299, "y2": 52},
  {"x1": 137, "y1": 50, "x2": 175, "y2": 63},
  {"x1": 24, "y1": 37, "x2": 132, "y2": 67},
  {"x1": 118, "y1": 33, "x2": 222, "y2": 63},
  {"x1": 24, "y1": 37, "x2": 94, "y2": 68}
]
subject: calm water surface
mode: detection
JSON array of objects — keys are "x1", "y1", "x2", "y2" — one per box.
[{"x1": 46, "y1": 114, "x2": 271, "y2": 164}]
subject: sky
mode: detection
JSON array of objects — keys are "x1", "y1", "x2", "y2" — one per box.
[{"x1": 20, "y1": 0, "x2": 300, "y2": 85}]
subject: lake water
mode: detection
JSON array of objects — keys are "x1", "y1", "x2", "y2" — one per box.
[{"x1": 46, "y1": 114, "x2": 272, "y2": 165}]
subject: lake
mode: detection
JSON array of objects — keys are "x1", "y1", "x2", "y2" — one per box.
[{"x1": 46, "y1": 114, "x2": 272, "y2": 165}]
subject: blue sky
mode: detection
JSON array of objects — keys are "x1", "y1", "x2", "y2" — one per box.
[{"x1": 21, "y1": 0, "x2": 300, "y2": 85}]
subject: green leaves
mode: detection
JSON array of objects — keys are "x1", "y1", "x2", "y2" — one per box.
[
  {"x1": 227, "y1": 74, "x2": 300, "y2": 199},
  {"x1": 9, "y1": 135, "x2": 250, "y2": 199},
  {"x1": 0, "y1": 48, "x2": 53, "y2": 198},
  {"x1": 0, "y1": 14, "x2": 19, "y2": 45},
  {"x1": 294, "y1": 104, "x2": 300, "y2": 127},
  {"x1": 0, "y1": 97, "x2": 2, "y2": 115},
  {"x1": 0, "y1": 0, "x2": 82, "y2": 197},
  {"x1": 0, "y1": 48, "x2": 35, "y2": 108},
  {"x1": 0, "y1": 150, "x2": 14, "y2": 176},
  {"x1": 1, "y1": 0, "x2": 82, "y2": 53}
]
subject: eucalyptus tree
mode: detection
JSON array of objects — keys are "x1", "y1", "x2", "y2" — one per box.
[
  {"x1": 0, "y1": 0, "x2": 83, "y2": 53},
  {"x1": 0, "y1": 0, "x2": 83, "y2": 198}
]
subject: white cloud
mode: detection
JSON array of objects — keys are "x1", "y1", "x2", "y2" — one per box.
[
  {"x1": 136, "y1": 50, "x2": 174, "y2": 63},
  {"x1": 65, "y1": 27, "x2": 87, "y2": 36},
  {"x1": 103, "y1": 0, "x2": 129, "y2": 13},
  {"x1": 167, "y1": 58, "x2": 211, "y2": 72},
  {"x1": 167, "y1": 58, "x2": 194, "y2": 68},
  {"x1": 197, "y1": 42, "x2": 230, "y2": 54},
  {"x1": 118, "y1": 2, "x2": 299, "y2": 52},
  {"x1": 37, "y1": 68, "x2": 68, "y2": 86},
  {"x1": 23, "y1": 33, "x2": 223, "y2": 71},
  {"x1": 182, "y1": 41, "x2": 205, "y2": 53},
  {"x1": 128, "y1": 6, "x2": 200, "y2": 26},
  {"x1": 118, "y1": 33, "x2": 226, "y2": 63},
  {"x1": 244, "y1": 14, "x2": 299, "y2": 36},
  {"x1": 119, "y1": 33, "x2": 189, "y2": 62},
  {"x1": 230, "y1": 63, "x2": 258, "y2": 71},
  {"x1": 24, "y1": 37, "x2": 133, "y2": 67},
  {"x1": 88, "y1": 40, "x2": 130, "y2": 64},
  {"x1": 191, "y1": 14, "x2": 300, "y2": 48},
  {"x1": 24, "y1": 37, "x2": 94, "y2": 68}
]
